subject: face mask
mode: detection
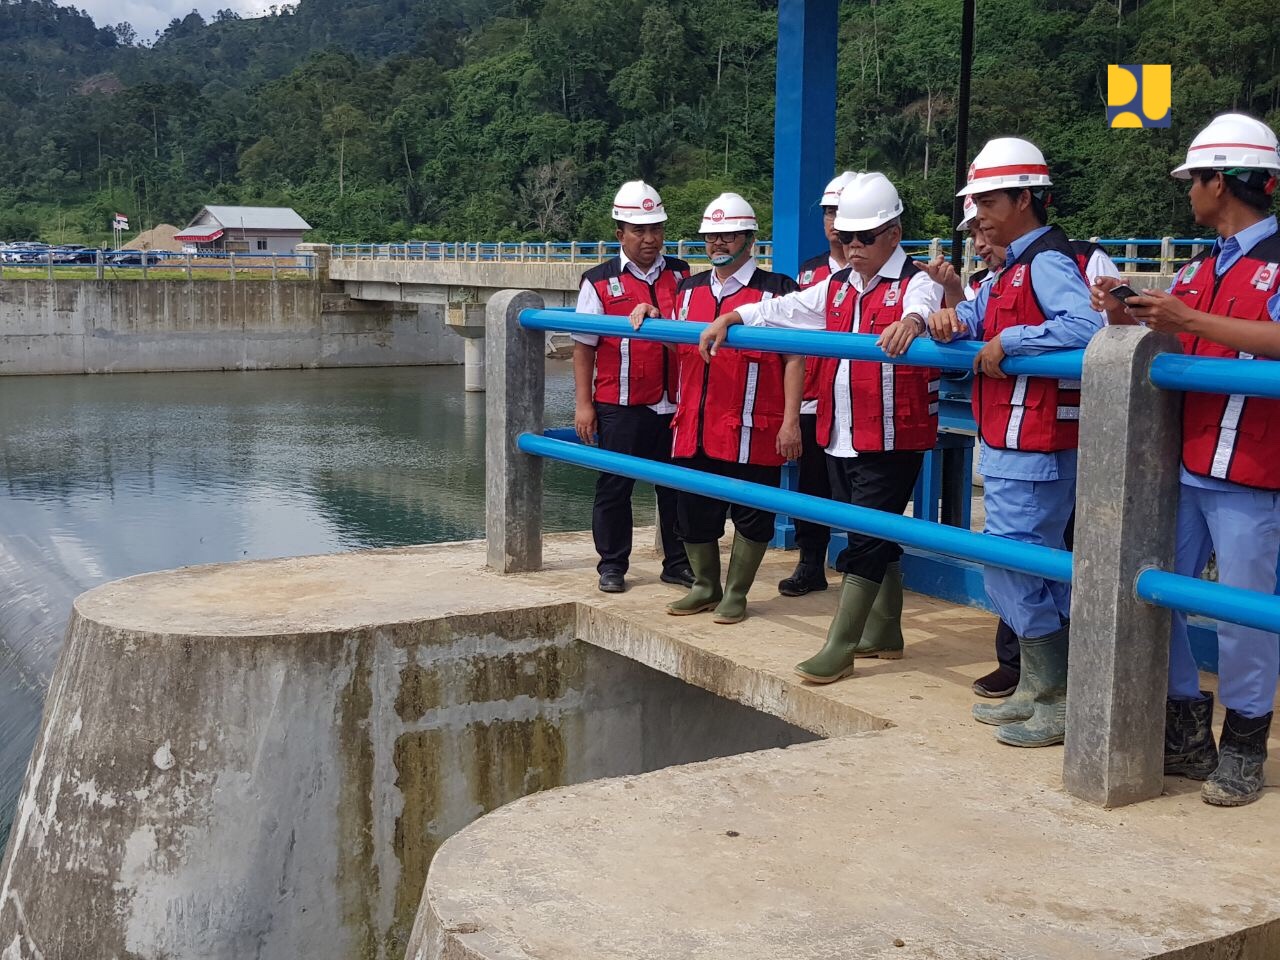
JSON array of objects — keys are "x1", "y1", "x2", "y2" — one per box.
[{"x1": 709, "y1": 236, "x2": 750, "y2": 267}]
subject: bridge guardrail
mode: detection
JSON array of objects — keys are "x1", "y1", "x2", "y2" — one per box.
[
  {"x1": 331, "y1": 237, "x2": 1213, "y2": 273},
  {"x1": 0, "y1": 249, "x2": 316, "y2": 281},
  {"x1": 486, "y1": 290, "x2": 1279, "y2": 809}
]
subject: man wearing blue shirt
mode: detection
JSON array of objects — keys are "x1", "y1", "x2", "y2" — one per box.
[
  {"x1": 1094, "y1": 113, "x2": 1280, "y2": 806},
  {"x1": 928, "y1": 137, "x2": 1102, "y2": 748}
]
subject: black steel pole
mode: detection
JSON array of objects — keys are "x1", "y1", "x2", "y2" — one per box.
[{"x1": 950, "y1": 0, "x2": 976, "y2": 270}]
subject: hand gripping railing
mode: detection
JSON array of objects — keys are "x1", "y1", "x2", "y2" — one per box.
[{"x1": 486, "y1": 289, "x2": 1280, "y2": 809}]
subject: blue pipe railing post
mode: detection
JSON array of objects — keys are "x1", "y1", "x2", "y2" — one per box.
[
  {"x1": 486, "y1": 290, "x2": 546, "y2": 573},
  {"x1": 1064, "y1": 325, "x2": 1183, "y2": 808}
]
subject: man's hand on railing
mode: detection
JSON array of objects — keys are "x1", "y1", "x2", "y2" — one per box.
[
  {"x1": 877, "y1": 316, "x2": 924, "y2": 358},
  {"x1": 699, "y1": 311, "x2": 743, "y2": 362},
  {"x1": 628, "y1": 303, "x2": 661, "y2": 330},
  {"x1": 776, "y1": 416, "x2": 802, "y2": 462},
  {"x1": 574, "y1": 402, "x2": 598, "y2": 446},
  {"x1": 974, "y1": 336, "x2": 1008, "y2": 380},
  {"x1": 927, "y1": 308, "x2": 967, "y2": 343}
]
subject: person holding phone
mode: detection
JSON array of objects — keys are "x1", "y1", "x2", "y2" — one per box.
[
  {"x1": 695, "y1": 173, "x2": 943, "y2": 683},
  {"x1": 927, "y1": 138, "x2": 1102, "y2": 748},
  {"x1": 629, "y1": 192, "x2": 803, "y2": 625},
  {"x1": 1093, "y1": 113, "x2": 1280, "y2": 807}
]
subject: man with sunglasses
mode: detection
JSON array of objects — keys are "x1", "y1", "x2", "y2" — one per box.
[
  {"x1": 696, "y1": 173, "x2": 943, "y2": 682},
  {"x1": 572, "y1": 180, "x2": 693, "y2": 595},
  {"x1": 927, "y1": 138, "x2": 1101, "y2": 749},
  {"x1": 628, "y1": 192, "x2": 802, "y2": 624},
  {"x1": 779, "y1": 170, "x2": 859, "y2": 600}
]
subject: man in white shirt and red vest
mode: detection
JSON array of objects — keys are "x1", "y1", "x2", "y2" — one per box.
[
  {"x1": 698, "y1": 173, "x2": 943, "y2": 681},
  {"x1": 780, "y1": 170, "x2": 858, "y2": 599},
  {"x1": 928, "y1": 138, "x2": 1102, "y2": 748},
  {"x1": 573, "y1": 181, "x2": 693, "y2": 594},
  {"x1": 1094, "y1": 113, "x2": 1280, "y2": 806},
  {"x1": 630, "y1": 192, "x2": 803, "y2": 624}
]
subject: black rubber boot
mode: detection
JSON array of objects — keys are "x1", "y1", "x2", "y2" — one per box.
[
  {"x1": 1164, "y1": 692, "x2": 1218, "y2": 781},
  {"x1": 778, "y1": 546, "x2": 828, "y2": 597},
  {"x1": 1202, "y1": 710, "x2": 1271, "y2": 807}
]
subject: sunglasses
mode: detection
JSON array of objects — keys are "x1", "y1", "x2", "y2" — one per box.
[
  {"x1": 837, "y1": 223, "x2": 894, "y2": 246},
  {"x1": 701, "y1": 232, "x2": 747, "y2": 244}
]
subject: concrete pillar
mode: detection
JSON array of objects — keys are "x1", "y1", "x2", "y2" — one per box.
[
  {"x1": 486, "y1": 289, "x2": 545, "y2": 573},
  {"x1": 297, "y1": 243, "x2": 332, "y2": 281},
  {"x1": 1063, "y1": 325, "x2": 1182, "y2": 808},
  {"x1": 463, "y1": 337, "x2": 486, "y2": 393}
]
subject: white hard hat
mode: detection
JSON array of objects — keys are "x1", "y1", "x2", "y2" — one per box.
[
  {"x1": 1171, "y1": 113, "x2": 1280, "y2": 179},
  {"x1": 611, "y1": 180, "x2": 667, "y2": 224},
  {"x1": 957, "y1": 195, "x2": 977, "y2": 231},
  {"x1": 957, "y1": 138, "x2": 1052, "y2": 197},
  {"x1": 699, "y1": 193, "x2": 758, "y2": 233},
  {"x1": 833, "y1": 172, "x2": 903, "y2": 232},
  {"x1": 819, "y1": 170, "x2": 859, "y2": 207}
]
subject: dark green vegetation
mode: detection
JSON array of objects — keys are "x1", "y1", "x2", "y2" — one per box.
[{"x1": 2, "y1": 0, "x2": 1278, "y2": 243}]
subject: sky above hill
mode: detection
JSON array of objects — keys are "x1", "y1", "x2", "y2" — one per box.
[{"x1": 66, "y1": 1, "x2": 270, "y2": 39}]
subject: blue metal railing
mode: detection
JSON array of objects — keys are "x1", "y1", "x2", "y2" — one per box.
[{"x1": 517, "y1": 309, "x2": 1280, "y2": 636}]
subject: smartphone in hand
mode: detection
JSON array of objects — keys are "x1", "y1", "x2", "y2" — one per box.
[{"x1": 1108, "y1": 283, "x2": 1141, "y2": 303}]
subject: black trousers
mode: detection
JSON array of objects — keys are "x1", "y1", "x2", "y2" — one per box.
[
  {"x1": 794, "y1": 412, "x2": 831, "y2": 563},
  {"x1": 675, "y1": 452, "x2": 780, "y2": 545},
  {"x1": 827, "y1": 450, "x2": 925, "y2": 583},
  {"x1": 592, "y1": 403, "x2": 684, "y2": 576},
  {"x1": 995, "y1": 510, "x2": 1076, "y2": 670}
]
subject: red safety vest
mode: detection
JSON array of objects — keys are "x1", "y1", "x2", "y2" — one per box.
[
  {"x1": 973, "y1": 226, "x2": 1086, "y2": 453},
  {"x1": 798, "y1": 252, "x2": 836, "y2": 403},
  {"x1": 670, "y1": 268, "x2": 799, "y2": 466},
  {"x1": 582, "y1": 256, "x2": 689, "y2": 405},
  {"x1": 1171, "y1": 235, "x2": 1280, "y2": 490},
  {"x1": 1069, "y1": 239, "x2": 1105, "y2": 277},
  {"x1": 815, "y1": 264, "x2": 940, "y2": 452}
]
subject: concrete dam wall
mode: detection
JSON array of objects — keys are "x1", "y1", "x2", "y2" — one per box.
[
  {"x1": 0, "y1": 279, "x2": 463, "y2": 375},
  {"x1": 0, "y1": 549, "x2": 815, "y2": 960}
]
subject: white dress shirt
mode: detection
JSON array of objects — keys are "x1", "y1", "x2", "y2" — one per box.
[
  {"x1": 737, "y1": 246, "x2": 941, "y2": 458},
  {"x1": 573, "y1": 251, "x2": 675, "y2": 414}
]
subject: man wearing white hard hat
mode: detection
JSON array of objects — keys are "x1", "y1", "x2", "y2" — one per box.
[
  {"x1": 928, "y1": 138, "x2": 1102, "y2": 747},
  {"x1": 572, "y1": 180, "x2": 693, "y2": 594},
  {"x1": 1093, "y1": 112, "x2": 1280, "y2": 806},
  {"x1": 629, "y1": 192, "x2": 802, "y2": 624},
  {"x1": 698, "y1": 173, "x2": 943, "y2": 681},
  {"x1": 778, "y1": 169, "x2": 859, "y2": 600}
]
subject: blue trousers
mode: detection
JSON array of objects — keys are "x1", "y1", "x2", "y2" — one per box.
[
  {"x1": 1167, "y1": 483, "x2": 1280, "y2": 718},
  {"x1": 982, "y1": 476, "x2": 1075, "y2": 639}
]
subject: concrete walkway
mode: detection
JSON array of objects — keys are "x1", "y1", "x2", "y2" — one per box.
[{"x1": 13, "y1": 531, "x2": 1279, "y2": 960}]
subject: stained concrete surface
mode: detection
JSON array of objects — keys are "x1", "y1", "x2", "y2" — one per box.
[{"x1": 2, "y1": 532, "x2": 1276, "y2": 960}]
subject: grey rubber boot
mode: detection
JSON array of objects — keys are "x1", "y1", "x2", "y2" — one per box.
[
  {"x1": 712, "y1": 534, "x2": 769, "y2": 624},
  {"x1": 972, "y1": 637, "x2": 1040, "y2": 726},
  {"x1": 793, "y1": 574, "x2": 880, "y2": 684},
  {"x1": 1164, "y1": 691, "x2": 1219, "y2": 780},
  {"x1": 853, "y1": 561, "x2": 905, "y2": 660},
  {"x1": 1202, "y1": 710, "x2": 1271, "y2": 807},
  {"x1": 995, "y1": 625, "x2": 1070, "y2": 748},
  {"x1": 666, "y1": 541, "x2": 722, "y2": 616}
]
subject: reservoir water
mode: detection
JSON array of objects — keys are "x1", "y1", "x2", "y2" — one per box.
[{"x1": 0, "y1": 362, "x2": 641, "y2": 843}]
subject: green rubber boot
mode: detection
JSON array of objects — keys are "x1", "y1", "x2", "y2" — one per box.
[
  {"x1": 666, "y1": 541, "x2": 722, "y2": 616},
  {"x1": 712, "y1": 534, "x2": 769, "y2": 624},
  {"x1": 996, "y1": 625, "x2": 1070, "y2": 747},
  {"x1": 794, "y1": 574, "x2": 880, "y2": 684},
  {"x1": 972, "y1": 628, "x2": 1054, "y2": 726},
  {"x1": 854, "y1": 561, "x2": 905, "y2": 660}
]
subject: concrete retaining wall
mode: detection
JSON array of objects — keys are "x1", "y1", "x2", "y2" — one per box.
[
  {"x1": 0, "y1": 279, "x2": 463, "y2": 375},
  {"x1": 0, "y1": 557, "x2": 813, "y2": 960}
]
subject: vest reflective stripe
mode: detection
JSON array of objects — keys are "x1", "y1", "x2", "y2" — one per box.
[
  {"x1": 814, "y1": 264, "x2": 939, "y2": 453},
  {"x1": 584, "y1": 257, "x2": 687, "y2": 406},
  {"x1": 1172, "y1": 240, "x2": 1280, "y2": 490},
  {"x1": 972, "y1": 227, "x2": 1084, "y2": 453},
  {"x1": 670, "y1": 270, "x2": 798, "y2": 466},
  {"x1": 798, "y1": 254, "x2": 833, "y2": 402}
]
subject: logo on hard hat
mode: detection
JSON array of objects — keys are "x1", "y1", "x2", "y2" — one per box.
[
  {"x1": 1107, "y1": 64, "x2": 1170, "y2": 128},
  {"x1": 711, "y1": 209, "x2": 725, "y2": 222},
  {"x1": 966, "y1": 163, "x2": 976, "y2": 183},
  {"x1": 642, "y1": 198, "x2": 655, "y2": 211}
]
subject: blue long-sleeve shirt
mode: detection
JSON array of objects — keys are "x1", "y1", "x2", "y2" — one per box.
[
  {"x1": 951, "y1": 226, "x2": 1103, "y2": 480},
  {"x1": 1181, "y1": 214, "x2": 1280, "y2": 492}
]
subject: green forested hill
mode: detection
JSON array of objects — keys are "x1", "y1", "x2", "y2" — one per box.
[{"x1": 1, "y1": 0, "x2": 1277, "y2": 244}]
